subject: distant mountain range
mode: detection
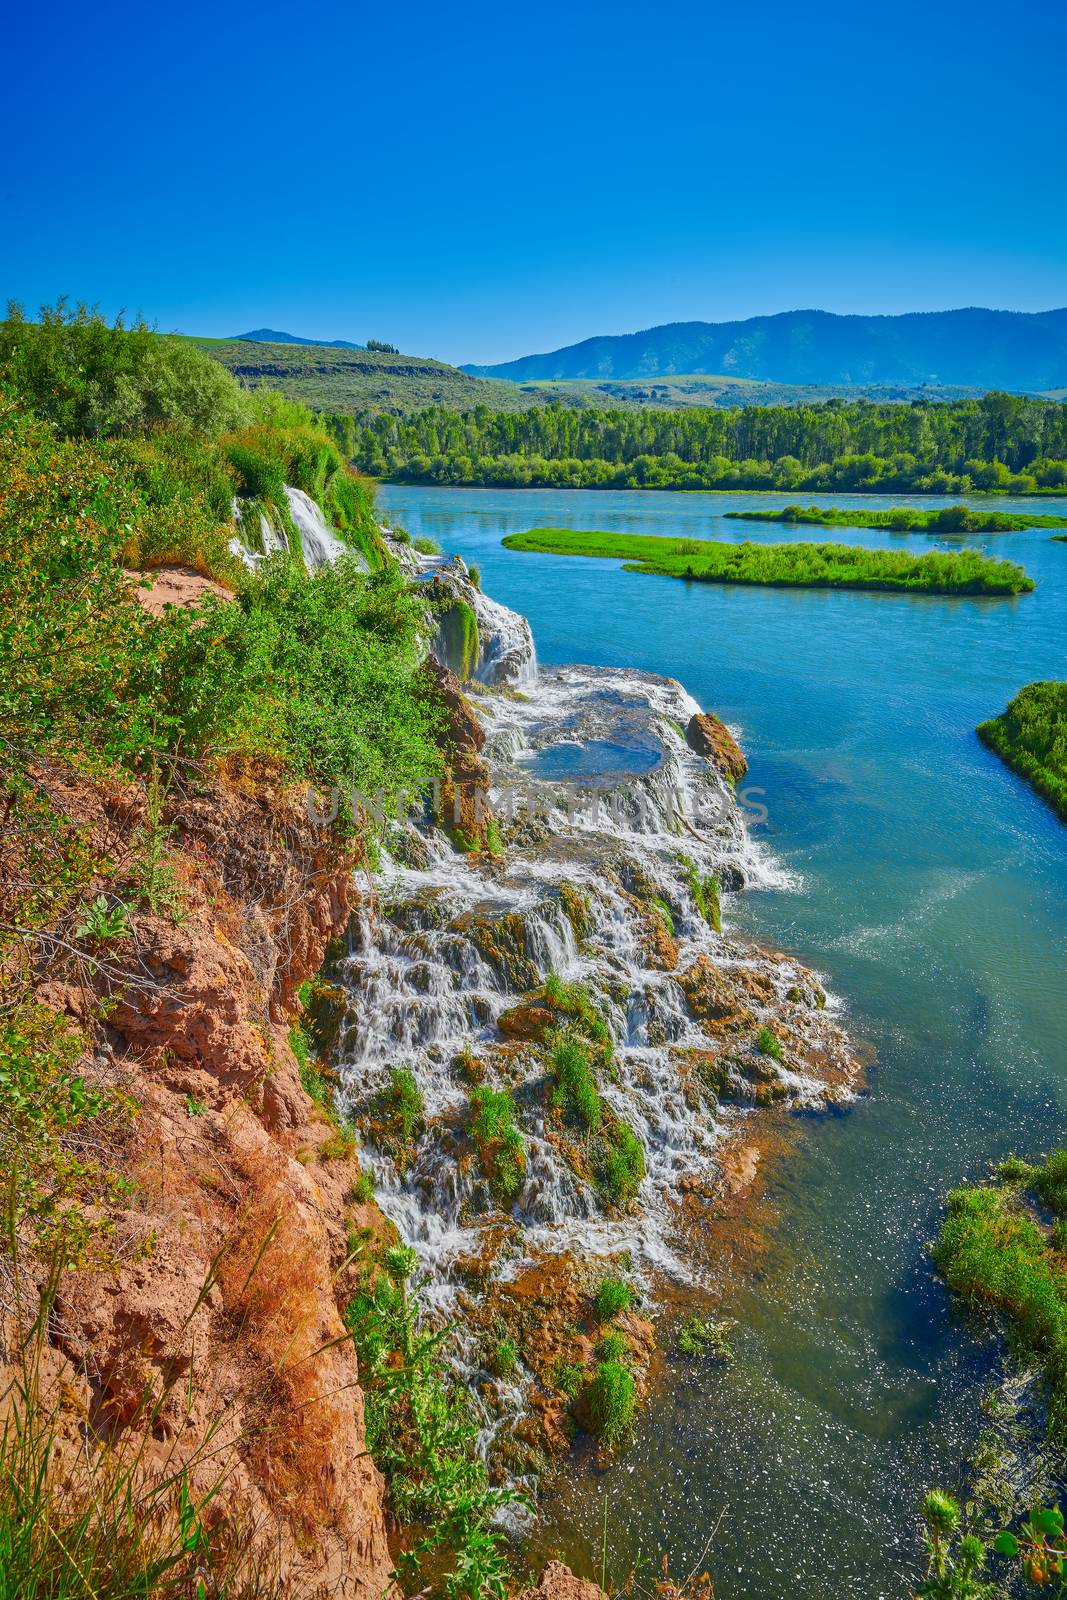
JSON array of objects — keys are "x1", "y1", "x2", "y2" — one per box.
[
  {"x1": 463, "y1": 308, "x2": 1067, "y2": 391},
  {"x1": 231, "y1": 328, "x2": 362, "y2": 349}
]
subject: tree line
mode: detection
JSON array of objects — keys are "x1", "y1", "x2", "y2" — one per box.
[{"x1": 326, "y1": 393, "x2": 1067, "y2": 493}]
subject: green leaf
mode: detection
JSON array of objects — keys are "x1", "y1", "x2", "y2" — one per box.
[
  {"x1": 1036, "y1": 1509, "x2": 1064, "y2": 1536},
  {"x1": 993, "y1": 1531, "x2": 1019, "y2": 1556}
]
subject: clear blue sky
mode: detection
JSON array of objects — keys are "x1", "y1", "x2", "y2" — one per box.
[{"x1": 3, "y1": 0, "x2": 1064, "y2": 365}]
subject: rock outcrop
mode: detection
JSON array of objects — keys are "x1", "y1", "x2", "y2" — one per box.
[
  {"x1": 519, "y1": 1563, "x2": 607, "y2": 1600},
  {"x1": 11, "y1": 766, "x2": 394, "y2": 1600},
  {"x1": 421, "y1": 655, "x2": 495, "y2": 846},
  {"x1": 685, "y1": 711, "x2": 747, "y2": 783}
]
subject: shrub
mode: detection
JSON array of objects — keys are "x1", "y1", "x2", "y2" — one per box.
[
  {"x1": 551, "y1": 1036, "x2": 602, "y2": 1132},
  {"x1": 550, "y1": 1360, "x2": 584, "y2": 1399},
  {"x1": 594, "y1": 1121, "x2": 646, "y2": 1207},
  {"x1": 595, "y1": 1276, "x2": 632, "y2": 1321},
  {"x1": 543, "y1": 975, "x2": 611, "y2": 1051},
  {"x1": 0, "y1": 398, "x2": 439, "y2": 803},
  {"x1": 1036, "y1": 1152, "x2": 1067, "y2": 1215},
  {"x1": 597, "y1": 1330, "x2": 627, "y2": 1361},
  {"x1": 756, "y1": 1025, "x2": 783, "y2": 1060},
  {"x1": 468, "y1": 1086, "x2": 526, "y2": 1207},
  {"x1": 490, "y1": 1337, "x2": 518, "y2": 1377},
  {"x1": 585, "y1": 1360, "x2": 636, "y2": 1445},
  {"x1": 978, "y1": 681, "x2": 1067, "y2": 823},
  {"x1": 344, "y1": 1249, "x2": 521, "y2": 1594},
  {"x1": 352, "y1": 1170, "x2": 375, "y2": 1203},
  {"x1": 679, "y1": 854, "x2": 721, "y2": 932},
  {"x1": 677, "y1": 1315, "x2": 734, "y2": 1359},
  {"x1": 935, "y1": 1161, "x2": 1067, "y2": 1433},
  {"x1": 380, "y1": 1068, "x2": 424, "y2": 1144},
  {"x1": 0, "y1": 299, "x2": 251, "y2": 439}
]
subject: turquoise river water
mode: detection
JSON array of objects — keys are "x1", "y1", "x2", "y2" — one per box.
[{"x1": 381, "y1": 486, "x2": 1067, "y2": 1600}]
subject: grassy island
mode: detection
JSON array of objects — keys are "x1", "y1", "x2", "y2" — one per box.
[
  {"x1": 724, "y1": 503, "x2": 1067, "y2": 533},
  {"x1": 502, "y1": 528, "x2": 1036, "y2": 596},
  {"x1": 978, "y1": 681, "x2": 1067, "y2": 820},
  {"x1": 937, "y1": 1150, "x2": 1067, "y2": 1432}
]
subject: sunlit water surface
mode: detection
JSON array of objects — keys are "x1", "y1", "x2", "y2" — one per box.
[{"x1": 381, "y1": 487, "x2": 1067, "y2": 1599}]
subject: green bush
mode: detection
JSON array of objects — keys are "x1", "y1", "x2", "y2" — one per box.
[
  {"x1": 380, "y1": 1068, "x2": 424, "y2": 1144},
  {"x1": 550, "y1": 1360, "x2": 584, "y2": 1399},
  {"x1": 543, "y1": 974, "x2": 611, "y2": 1051},
  {"x1": 0, "y1": 398, "x2": 439, "y2": 803},
  {"x1": 594, "y1": 1276, "x2": 632, "y2": 1321},
  {"x1": 0, "y1": 299, "x2": 251, "y2": 439},
  {"x1": 597, "y1": 1330, "x2": 627, "y2": 1361},
  {"x1": 935, "y1": 1158, "x2": 1067, "y2": 1433},
  {"x1": 756, "y1": 1025, "x2": 783, "y2": 1060},
  {"x1": 468, "y1": 1086, "x2": 526, "y2": 1207},
  {"x1": 585, "y1": 1360, "x2": 636, "y2": 1446},
  {"x1": 344, "y1": 1253, "x2": 520, "y2": 1596},
  {"x1": 594, "y1": 1121, "x2": 646, "y2": 1207},
  {"x1": 490, "y1": 1337, "x2": 518, "y2": 1377},
  {"x1": 551, "y1": 1036, "x2": 602, "y2": 1132},
  {"x1": 679, "y1": 854, "x2": 721, "y2": 932},
  {"x1": 978, "y1": 681, "x2": 1067, "y2": 823}
]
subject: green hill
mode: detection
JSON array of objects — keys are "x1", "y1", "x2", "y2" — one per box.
[{"x1": 192, "y1": 336, "x2": 994, "y2": 416}]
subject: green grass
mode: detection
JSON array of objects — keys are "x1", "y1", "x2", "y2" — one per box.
[
  {"x1": 756, "y1": 1025, "x2": 784, "y2": 1061},
  {"x1": 726, "y1": 503, "x2": 1067, "y2": 532},
  {"x1": 594, "y1": 1276, "x2": 633, "y2": 1321},
  {"x1": 502, "y1": 528, "x2": 1035, "y2": 596},
  {"x1": 585, "y1": 1360, "x2": 636, "y2": 1445},
  {"x1": 679, "y1": 854, "x2": 721, "y2": 931},
  {"x1": 468, "y1": 1085, "x2": 526, "y2": 1207},
  {"x1": 935, "y1": 1151, "x2": 1067, "y2": 1434},
  {"x1": 978, "y1": 681, "x2": 1067, "y2": 822},
  {"x1": 551, "y1": 1036, "x2": 602, "y2": 1132}
]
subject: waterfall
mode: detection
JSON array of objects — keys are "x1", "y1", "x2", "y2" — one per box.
[
  {"x1": 470, "y1": 586, "x2": 538, "y2": 686},
  {"x1": 332, "y1": 652, "x2": 858, "y2": 1299},
  {"x1": 228, "y1": 486, "x2": 366, "y2": 573},
  {"x1": 228, "y1": 497, "x2": 289, "y2": 565},
  {"x1": 283, "y1": 486, "x2": 363, "y2": 571}
]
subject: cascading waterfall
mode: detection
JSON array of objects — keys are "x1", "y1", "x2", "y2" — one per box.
[
  {"x1": 329, "y1": 582, "x2": 859, "y2": 1346},
  {"x1": 227, "y1": 485, "x2": 364, "y2": 572},
  {"x1": 239, "y1": 508, "x2": 858, "y2": 1479},
  {"x1": 283, "y1": 485, "x2": 361, "y2": 570}
]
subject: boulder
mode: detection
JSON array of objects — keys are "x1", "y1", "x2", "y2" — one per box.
[{"x1": 686, "y1": 711, "x2": 747, "y2": 783}]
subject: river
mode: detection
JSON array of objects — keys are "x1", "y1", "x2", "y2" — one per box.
[{"x1": 380, "y1": 486, "x2": 1067, "y2": 1599}]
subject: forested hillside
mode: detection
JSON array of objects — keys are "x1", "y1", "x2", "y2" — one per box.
[
  {"x1": 465, "y1": 306, "x2": 1067, "y2": 390},
  {"x1": 330, "y1": 393, "x2": 1067, "y2": 492},
  {"x1": 193, "y1": 335, "x2": 992, "y2": 416}
]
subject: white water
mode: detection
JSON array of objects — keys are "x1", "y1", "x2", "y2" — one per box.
[
  {"x1": 283, "y1": 486, "x2": 361, "y2": 570},
  {"x1": 228, "y1": 497, "x2": 290, "y2": 565},
  {"x1": 333, "y1": 648, "x2": 853, "y2": 1306},
  {"x1": 228, "y1": 486, "x2": 365, "y2": 572}
]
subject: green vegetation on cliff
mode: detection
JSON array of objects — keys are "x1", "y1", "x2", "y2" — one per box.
[
  {"x1": 502, "y1": 528, "x2": 1035, "y2": 596},
  {"x1": 0, "y1": 310, "x2": 442, "y2": 1258},
  {"x1": 336, "y1": 394, "x2": 1067, "y2": 494},
  {"x1": 978, "y1": 682, "x2": 1067, "y2": 821},
  {"x1": 344, "y1": 1244, "x2": 519, "y2": 1598},
  {"x1": 726, "y1": 503, "x2": 1067, "y2": 532},
  {"x1": 0, "y1": 302, "x2": 387, "y2": 575}
]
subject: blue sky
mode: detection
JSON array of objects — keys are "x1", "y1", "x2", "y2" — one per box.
[{"x1": 3, "y1": 0, "x2": 1064, "y2": 365}]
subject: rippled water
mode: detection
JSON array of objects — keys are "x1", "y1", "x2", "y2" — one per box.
[{"x1": 381, "y1": 486, "x2": 1067, "y2": 1598}]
